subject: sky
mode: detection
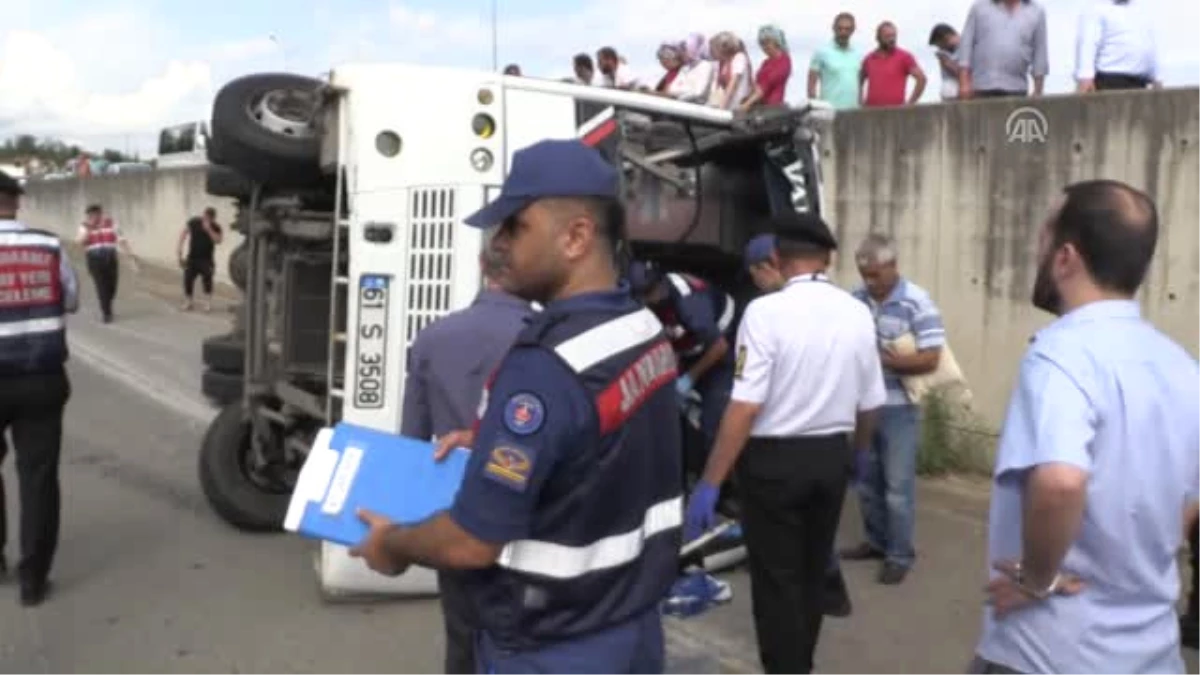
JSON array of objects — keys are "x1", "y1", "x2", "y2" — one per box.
[{"x1": 1, "y1": 0, "x2": 1196, "y2": 158}]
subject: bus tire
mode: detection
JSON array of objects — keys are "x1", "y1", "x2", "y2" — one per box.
[
  {"x1": 206, "y1": 164, "x2": 253, "y2": 200},
  {"x1": 210, "y1": 72, "x2": 325, "y2": 189},
  {"x1": 201, "y1": 368, "x2": 243, "y2": 405},
  {"x1": 198, "y1": 403, "x2": 289, "y2": 532},
  {"x1": 202, "y1": 333, "x2": 245, "y2": 373},
  {"x1": 228, "y1": 241, "x2": 249, "y2": 291}
]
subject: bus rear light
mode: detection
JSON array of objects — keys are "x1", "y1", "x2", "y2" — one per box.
[
  {"x1": 472, "y1": 113, "x2": 496, "y2": 139},
  {"x1": 470, "y1": 148, "x2": 494, "y2": 172},
  {"x1": 477, "y1": 88, "x2": 495, "y2": 105}
]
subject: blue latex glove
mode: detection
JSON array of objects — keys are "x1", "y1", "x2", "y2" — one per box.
[
  {"x1": 675, "y1": 373, "x2": 694, "y2": 397},
  {"x1": 683, "y1": 481, "x2": 720, "y2": 543},
  {"x1": 854, "y1": 449, "x2": 870, "y2": 485}
]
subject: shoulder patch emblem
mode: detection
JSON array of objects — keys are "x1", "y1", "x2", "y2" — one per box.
[
  {"x1": 483, "y1": 445, "x2": 535, "y2": 492},
  {"x1": 503, "y1": 392, "x2": 545, "y2": 435},
  {"x1": 734, "y1": 344, "x2": 747, "y2": 379}
]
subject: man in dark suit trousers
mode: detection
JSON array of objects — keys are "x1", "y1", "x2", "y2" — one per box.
[{"x1": 400, "y1": 238, "x2": 535, "y2": 673}]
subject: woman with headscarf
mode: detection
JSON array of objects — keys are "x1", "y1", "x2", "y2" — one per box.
[
  {"x1": 654, "y1": 42, "x2": 686, "y2": 94},
  {"x1": 707, "y1": 31, "x2": 754, "y2": 110},
  {"x1": 740, "y1": 24, "x2": 792, "y2": 110},
  {"x1": 660, "y1": 33, "x2": 715, "y2": 103},
  {"x1": 683, "y1": 32, "x2": 710, "y2": 62}
]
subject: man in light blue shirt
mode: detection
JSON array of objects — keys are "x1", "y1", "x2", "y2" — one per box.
[
  {"x1": 841, "y1": 233, "x2": 946, "y2": 585},
  {"x1": 808, "y1": 12, "x2": 863, "y2": 110},
  {"x1": 957, "y1": 0, "x2": 1049, "y2": 98},
  {"x1": 971, "y1": 179, "x2": 1200, "y2": 674}
]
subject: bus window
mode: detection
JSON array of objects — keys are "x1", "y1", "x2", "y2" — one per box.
[
  {"x1": 158, "y1": 128, "x2": 177, "y2": 156},
  {"x1": 157, "y1": 121, "x2": 209, "y2": 168},
  {"x1": 613, "y1": 107, "x2": 822, "y2": 255}
]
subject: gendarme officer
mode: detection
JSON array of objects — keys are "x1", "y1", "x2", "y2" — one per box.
[
  {"x1": 0, "y1": 169, "x2": 79, "y2": 606},
  {"x1": 349, "y1": 140, "x2": 684, "y2": 673}
]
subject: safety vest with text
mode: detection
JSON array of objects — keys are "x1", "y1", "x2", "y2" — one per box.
[
  {"x1": 0, "y1": 227, "x2": 68, "y2": 375},
  {"x1": 657, "y1": 272, "x2": 735, "y2": 359},
  {"x1": 83, "y1": 219, "x2": 119, "y2": 254},
  {"x1": 466, "y1": 301, "x2": 684, "y2": 651}
]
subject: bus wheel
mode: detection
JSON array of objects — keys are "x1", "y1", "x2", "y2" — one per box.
[
  {"x1": 228, "y1": 240, "x2": 249, "y2": 291},
  {"x1": 210, "y1": 73, "x2": 325, "y2": 189},
  {"x1": 202, "y1": 333, "x2": 245, "y2": 373},
  {"x1": 198, "y1": 402, "x2": 293, "y2": 532},
  {"x1": 205, "y1": 164, "x2": 254, "y2": 201}
]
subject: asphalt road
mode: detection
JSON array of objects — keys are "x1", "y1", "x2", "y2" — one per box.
[{"x1": 0, "y1": 261, "x2": 1195, "y2": 673}]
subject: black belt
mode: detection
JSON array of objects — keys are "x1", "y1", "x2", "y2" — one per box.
[
  {"x1": 1095, "y1": 71, "x2": 1151, "y2": 89},
  {"x1": 749, "y1": 431, "x2": 852, "y2": 444}
]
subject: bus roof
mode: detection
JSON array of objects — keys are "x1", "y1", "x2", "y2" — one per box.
[{"x1": 325, "y1": 62, "x2": 835, "y2": 129}]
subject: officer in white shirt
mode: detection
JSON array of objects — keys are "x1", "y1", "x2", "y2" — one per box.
[{"x1": 684, "y1": 213, "x2": 886, "y2": 674}]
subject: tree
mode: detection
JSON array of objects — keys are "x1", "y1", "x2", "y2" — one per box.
[{"x1": 0, "y1": 134, "x2": 138, "y2": 168}]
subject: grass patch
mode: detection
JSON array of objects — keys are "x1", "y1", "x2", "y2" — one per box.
[{"x1": 917, "y1": 387, "x2": 996, "y2": 477}]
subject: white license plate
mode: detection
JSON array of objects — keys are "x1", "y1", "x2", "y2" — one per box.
[{"x1": 353, "y1": 274, "x2": 390, "y2": 410}]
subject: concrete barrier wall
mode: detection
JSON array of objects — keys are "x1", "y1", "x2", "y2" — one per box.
[
  {"x1": 821, "y1": 88, "x2": 1199, "y2": 428},
  {"x1": 18, "y1": 89, "x2": 1199, "y2": 428},
  {"x1": 18, "y1": 166, "x2": 240, "y2": 289}
]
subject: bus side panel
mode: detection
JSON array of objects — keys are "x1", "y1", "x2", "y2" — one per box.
[
  {"x1": 501, "y1": 88, "x2": 581, "y2": 165},
  {"x1": 319, "y1": 65, "x2": 500, "y2": 598}
]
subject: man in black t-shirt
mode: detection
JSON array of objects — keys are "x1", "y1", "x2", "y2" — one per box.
[{"x1": 176, "y1": 206, "x2": 223, "y2": 311}]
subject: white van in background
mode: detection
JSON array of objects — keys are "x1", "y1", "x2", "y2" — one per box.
[{"x1": 156, "y1": 121, "x2": 210, "y2": 168}]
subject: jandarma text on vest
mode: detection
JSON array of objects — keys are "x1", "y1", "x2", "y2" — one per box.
[
  {"x1": 0, "y1": 252, "x2": 59, "y2": 307},
  {"x1": 613, "y1": 340, "x2": 676, "y2": 415},
  {"x1": 0, "y1": 281, "x2": 57, "y2": 306},
  {"x1": 0, "y1": 249, "x2": 55, "y2": 267}
]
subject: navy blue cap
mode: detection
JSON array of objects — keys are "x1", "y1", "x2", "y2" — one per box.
[
  {"x1": 0, "y1": 170, "x2": 24, "y2": 196},
  {"x1": 772, "y1": 212, "x2": 838, "y2": 250},
  {"x1": 462, "y1": 139, "x2": 619, "y2": 228},
  {"x1": 743, "y1": 234, "x2": 776, "y2": 267}
]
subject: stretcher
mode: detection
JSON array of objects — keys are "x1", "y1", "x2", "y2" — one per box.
[{"x1": 679, "y1": 392, "x2": 749, "y2": 574}]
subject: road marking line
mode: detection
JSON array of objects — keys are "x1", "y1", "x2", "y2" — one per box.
[{"x1": 69, "y1": 331, "x2": 213, "y2": 426}]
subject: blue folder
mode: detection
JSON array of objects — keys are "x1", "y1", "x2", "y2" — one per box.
[{"x1": 283, "y1": 422, "x2": 471, "y2": 547}]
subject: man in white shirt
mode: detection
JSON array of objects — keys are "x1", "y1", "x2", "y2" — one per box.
[
  {"x1": 684, "y1": 213, "x2": 886, "y2": 674},
  {"x1": 1074, "y1": 0, "x2": 1161, "y2": 91},
  {"x1": 597, "y1": 46, "x2": 650, "y2": 91}
]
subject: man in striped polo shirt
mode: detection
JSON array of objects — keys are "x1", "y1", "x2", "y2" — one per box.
[{"x1": 840, "y1": 233, "x2": 946, "y2": 585}]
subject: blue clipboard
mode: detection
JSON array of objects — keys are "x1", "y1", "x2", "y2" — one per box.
[{"x1": 282, "y1": 422, "x2": 471, "y2": 548}]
